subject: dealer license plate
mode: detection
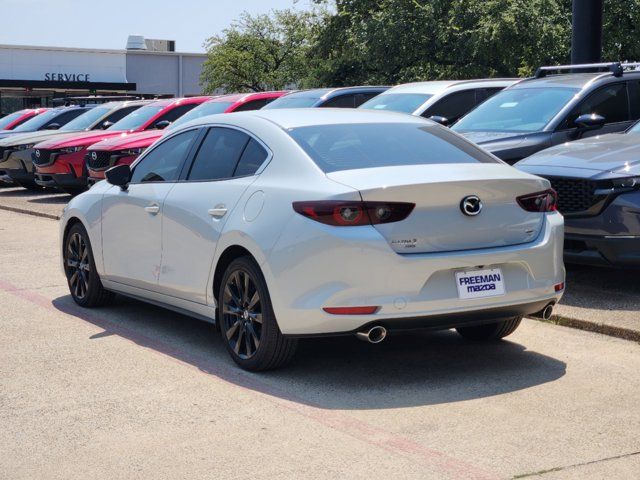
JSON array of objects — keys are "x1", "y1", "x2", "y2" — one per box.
[{"x1": 455, "y1": 268, "x2": 505, "y2": 300}]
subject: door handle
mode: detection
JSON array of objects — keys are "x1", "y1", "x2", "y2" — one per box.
[
  {"x1": 144, "y1": 203, "x2": 160, "y2": 215},
  {"x1": 208, "y1": 205, "x2": 228, "y2": 219}
]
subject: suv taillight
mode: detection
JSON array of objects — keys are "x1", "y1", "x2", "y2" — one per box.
[
  {"x1": 517, "y1": 189, "x2": 558, "y2": 212},
  {"x1": 292, "y1": 201, "x2": 415, "y2": 226}
]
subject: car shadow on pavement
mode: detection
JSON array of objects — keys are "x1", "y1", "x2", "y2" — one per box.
[
  {"x1": 561, "y1": 264, "x2": 640, "y2": 311},
  {"x1": 52, "y1": 294, "x2": 566, "y2": 410},
  {"x1": 28, "y1": 195, "x2": 71, "y2": 204}
]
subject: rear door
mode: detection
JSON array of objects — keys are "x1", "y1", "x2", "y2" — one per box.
[
  {"x1": 158, "y1": 127, "x2": 270, "y2": 303},
  {"x1": 101, "y1": 129, "x2": 199, "y2": 290}
]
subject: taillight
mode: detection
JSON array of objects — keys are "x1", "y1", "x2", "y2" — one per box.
[
  {"x1": 516, "y1": 189, "x2": 558, "y2": 212},
  {"x1": 292, "y1": 201, "x2": 415, "y2": 226}
]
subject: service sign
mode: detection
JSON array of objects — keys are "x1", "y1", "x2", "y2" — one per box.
[
  {"x1": 0, "y1": 45, "x2": 127, "y2": 83},
  {"x1": 455, "y1": 268, "x2": 506, "y2": 300}
]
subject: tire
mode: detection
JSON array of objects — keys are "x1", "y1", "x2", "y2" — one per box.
[
  {"x1": 456, "y1": 316, "x2": 522, "y2": 341},
  {"x1": 63, "y1": 223, "x2": 114, "y2": 308},
  {"x1": 218, "y1": 256, "x2": 297, "y2": 371}
]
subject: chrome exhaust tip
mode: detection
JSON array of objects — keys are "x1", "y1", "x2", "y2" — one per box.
[
  {"x1": 542, "y1": 304, "x2": 554, "y2": 320},
  {"x1": 356, "y1": 325, "x2": 387, "y2": 344}
]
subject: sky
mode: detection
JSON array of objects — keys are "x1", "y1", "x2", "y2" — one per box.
[{"x1": 0, "y1": 0, "x2": 316, "y2": 53}]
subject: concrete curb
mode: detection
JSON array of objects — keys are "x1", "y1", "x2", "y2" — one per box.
[
  {"x1": 533, "y1": 314, "x2": 640, "y2": 343},
  {"x1": 0, "y1": 204, "x2": 60, "y2": 221}
]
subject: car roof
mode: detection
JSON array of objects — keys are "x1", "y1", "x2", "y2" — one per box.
[
  {"x1": 283, "y1": 86, "x2": 390, "y2": 100},
  {"x1": 189, "y1": 108, "x2": 427, "y2": 130},
  {"x1": 386, "y1": 79, "x2": 517, "y2": 95},
  {"x1": 208, "y1": 91, "x2": 288, "y2": 103}
]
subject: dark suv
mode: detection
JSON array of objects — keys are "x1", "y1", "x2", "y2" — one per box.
[{"x1": 453, "y1": 62, "x2": 640, "y2": 164}]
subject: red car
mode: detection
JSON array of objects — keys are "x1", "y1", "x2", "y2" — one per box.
[
  {"x1": 33, "y1": 96, "x2": 211, "y2": 193},
  {"x1": 86, "y1": 91, "x2": 288, "y2": 183},
  {"x1": 0, "y1": 108, "x2": 48, "y2": 131}
]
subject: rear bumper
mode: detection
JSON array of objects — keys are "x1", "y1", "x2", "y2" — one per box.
[
  {"x1": 564, "y1": 234, "x2": 640, "y2": 268},
  {"x1": 265, "y1": 212, "x2": 565, "y2": 335}
]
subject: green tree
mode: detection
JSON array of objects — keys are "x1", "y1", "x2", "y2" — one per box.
[{"x1": 200, "y1": 9, "x2": 325, "y2": 93}]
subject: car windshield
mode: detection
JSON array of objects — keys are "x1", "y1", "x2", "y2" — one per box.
[
  {"x1": 60, "y1": 106, "x2": 110, "y2": 131},
  {"x1": 359, "y1": 93, "x2": 433, "y2": 113},
  {"x1": 0, "y1": 111, "x2": 28, "y2": 130},
  {"x1": 11, "y1": 109, "x2": 65, "y2": 132},
  {"x1": 453, "y1": 87, "x2": 579, "y2": 133},
  {"x1": 168, "y1": 102, "x2": 234, "y2": 130},
  {"x1": 627, "y1": 121, "x2": 640, "y2": 133},
  {"x1": 108, "y1": 104, "x2": 164, "y2": 131},
  {"x1": 288, "y1": 123, "x2": 497, "y2": 173},
  {"x1": 262, "y1": 95, "x2": 320, "y2": 109}
]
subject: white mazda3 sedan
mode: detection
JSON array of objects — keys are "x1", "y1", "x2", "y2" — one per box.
[{"x1": 60, "y1": 109, "x2": 565, "y2": 371}]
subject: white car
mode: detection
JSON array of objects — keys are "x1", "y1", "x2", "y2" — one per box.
[
  {"x1": 359, "y1": 79, "x2": 517, "y2": 125},
  {"x1": 60, "y1": 109, "x2": 565, "y2": 371}
]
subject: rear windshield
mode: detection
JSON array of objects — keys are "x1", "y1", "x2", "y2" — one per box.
[
  {"x1": 288, "y1": 123, "x2": 496, "y2": 173},
  {"x1": 60, "y1": 106, "x2": 110, "y2": 131},
  {"x1": 0, "y1": 111, "x2": 28, "y2": 130},
  {"x1": 108, "y1": 104, "x2": 164, "y2": 131},
  {"x1": 262, "y1": 96, "x2": 320, "y2": 109},
  {"x1": 168, "y1": 102, "x2": 234, "y2": 130},
  {"x1": 359, "y1": 93, "x2": 433, "y2": 113}
]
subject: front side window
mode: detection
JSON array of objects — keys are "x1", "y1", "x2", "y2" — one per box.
[
  {"x1": 187, "y1": 127, "x2": 249, "y2": 181},
  {"x1": 453, "y1": 87, "x2": 578, "y2": 133},
  {"x1": 423, "y1": 90, "x2": 476, "y2": 123},
  {"x1": 359, "y1": 93, "x2": 433, "y2": 114},
  {"x1": 157, "y1": 104, "x2": 199, "y2": 124},
  {"x1": 233, "y1": 98, "x2": 269, "y2": 112},
  {"x1": 562, "y1": 83, "x2": 630, "y2": 128},
  {"x1": 288, "y1": 123, "x2": 497, "y2": 173},
  {"x1": 60, "y1": 106, "x2": 110, "y2": 131},
  {"x1": 12, "y1": 108, "x2": 85, "y2": 132},
  {"x1": 131, "y1": 129, "x2": 197, "y2": 183}
]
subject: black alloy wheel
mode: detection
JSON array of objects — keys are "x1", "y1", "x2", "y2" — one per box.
[
  {"x1": 63, "y1": 223, "x2": 114, "y2": 307},
  {"x1": 219, "y1": 256, "x2": 297, "y2": 371}
]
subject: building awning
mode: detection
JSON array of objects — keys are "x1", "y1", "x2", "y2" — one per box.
[{"x1": 0, "y1": 79, "x2": 136, "y2": 91}]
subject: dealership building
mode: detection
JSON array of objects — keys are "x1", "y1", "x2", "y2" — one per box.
[{"x1": 0, "y1": 36, "x2": 207, "y2": 115}]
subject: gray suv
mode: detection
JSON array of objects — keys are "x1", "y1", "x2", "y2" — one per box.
[
  {"x1": 453, "y1": 62, "x2": 640, "y2": 164},
  {"x1": 516, "y1": 121, "x2": 640, "y2": 268}
]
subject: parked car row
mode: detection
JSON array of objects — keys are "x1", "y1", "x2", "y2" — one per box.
[{"x1": 3, "y1": 61, "x2": 640, "y2": 270}]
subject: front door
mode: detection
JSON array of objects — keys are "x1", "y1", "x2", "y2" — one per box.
[{"x1": 101, "y1": 129, "x2": 199, "y2": 291}]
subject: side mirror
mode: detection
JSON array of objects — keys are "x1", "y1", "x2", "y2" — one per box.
[
  {"x1": 101, "y1": 120, "x2": 114, "y2": 130},
  {"x1": 575, "y1": 113, "x2": 605, "y2": 131},
  {"x1": 44, "y1": 123, "x2": 60, "y2": 130},
  {"x1": 154, "y1": 120, "x2": 171, "y2": 130},
  {"x1": 428, "y1": 115, "x2": 450, "y2": 126},
  {"x1": 105, "y1": 164, "x2": 131, "y2": 190}
]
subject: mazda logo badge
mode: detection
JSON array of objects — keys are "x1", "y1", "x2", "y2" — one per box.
[
  {"x1": 35, "y1": 150, "x2": 40, "y2": 158},
  {"x1": 91, "y1": 152, "x2": 97, "y2": 160},
  {"x1": 460, "y1": 195, "x2": 482, "y2": 216}
]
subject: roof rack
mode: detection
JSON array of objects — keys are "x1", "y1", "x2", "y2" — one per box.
[{"x1": 534, "y1": 62, "x2": 640, "y2": 79}]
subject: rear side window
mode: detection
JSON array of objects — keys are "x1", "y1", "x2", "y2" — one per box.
[
  {"x1": 423, "y1": 90, "x2": 476, "y2": 123},
  {"x1": 131, "y1": 130, "x2": 197, "y2": 183},
  {"x1": 564, "y1": 83, "x2": 630, "y2": 127},
  {"x1": 233, "y1": 98, "x2": 269, "y2": 111},
  {"x1": 45, "y1": 109, "x2": 86, "y2": 128},
  {"x1": 187, "y1": 127, "x2": 250, "y2": 181},
  {"x1": 158, "y1": 104, "x2": 199, "y2": 124},
  {"x1": 320, "y1": 95, "x2": 356, "y2": 108},
  {"x1": 234, "y1": 139, "x2": 268, "y2": 176},
  {"x1": 288, "y1": 123, "x2": 496, "y2": 173},
  {"x1": 103, "y1": 105, "x2": 141, "y2": 125}
]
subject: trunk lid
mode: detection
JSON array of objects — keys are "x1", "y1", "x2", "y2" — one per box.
[{"x1": 327, "y1": 164, "x2": 549, "y2": 253}]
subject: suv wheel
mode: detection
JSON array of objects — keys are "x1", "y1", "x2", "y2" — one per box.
[{"x1": 456, "y1": 316, "x2": 522, "y2": 341}]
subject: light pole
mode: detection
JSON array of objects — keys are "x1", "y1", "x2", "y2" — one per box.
[{"x1": 571, "y1": 0, "x2": 604, "y2": 64}]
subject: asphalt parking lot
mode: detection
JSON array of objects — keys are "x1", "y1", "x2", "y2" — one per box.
[{"x1": 1, "y1": 196, "x2": 640, "y2": 479}]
